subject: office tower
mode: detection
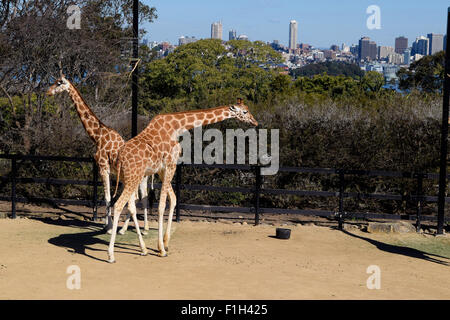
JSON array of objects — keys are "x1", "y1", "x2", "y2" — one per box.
[
  {"x1": 229, "y1": 29, "x2": 237, "y2": 41},
  {"x1": 427, "y1": 33, "x2": 444, "y2": 55},
  {"x1": 359, "y1": 37, "x2": 377, "y2": 61},
  {"x1": 178, "y1": 36, "x2": 197, "y2": 46},
  {"x1": 388, "y1": 53, "x2": 404, "y2": 65},
  {"x1": 403, "y1": 48, "x2": 411, "y2": 65},
  {"x1": 378, "y1": 46, "x2": 394, "y2": 60},
  {"x1": 341, "y1": 43, "x2": 350, "y2": 53},
  {"x1": 289, "y1": 20, "x2": 298, "y2": 50},
  {"x1": 412, "y1": 36, "x2": 429, "y2": 56},
  {"x1": 395, "y1": 36, "x2": 408, "y2": 54},
  {"x1": 211, "y1": 21, "x2": 223, "y2": 40},
  {"x1": 445, "y1": 35, "x2": 447, "y2": 50},
  {"x1": 350, "y1": 44, "x2": 359, "y2": 55}
]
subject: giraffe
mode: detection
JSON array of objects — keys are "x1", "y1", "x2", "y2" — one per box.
[
  {"x1": 107, "y1": 98, "x2": 258, "y2": 263},
  {"x1": 46, "y1": 75, "x2": 151, "y2": 234}
]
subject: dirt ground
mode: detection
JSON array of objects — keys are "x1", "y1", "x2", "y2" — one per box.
[{"x1": 0, "y1": 202, "x2": 449, "y2": 299}]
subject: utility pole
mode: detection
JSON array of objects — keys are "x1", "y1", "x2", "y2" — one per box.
[
  {"x1": 437, "y1": 7, "x2": 450, "y2": 235},
  {"x1": 131, "y1": 0, "x2": 139, "y2": 137}
]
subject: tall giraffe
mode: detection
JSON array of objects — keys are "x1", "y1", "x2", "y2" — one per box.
[
  {"x1": 107, "y1": 98, "x2": 258, "y2": 263},
  {"x1": 46, "y1": 75, "x2": 151, "y2": 234}
]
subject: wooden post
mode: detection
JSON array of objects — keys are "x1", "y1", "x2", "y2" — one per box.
[
  {"x1": 11, "y1": 155, "x2": 17, "y2": 219},
  {"x1": 254, "y1": 165, "x2": 262, "y2": 225},
  {"x1": 92, "y1": 161, "x2": 98, "y2": 221},
  {"x1": 175, "y1": 164, "x2": 182, "y2": 222},
  {"x1": 415, "y1": 173, "x2": 423, "y2": 232},
  {"x1": 338, "y1": 171, "x2": 345, "y2": 230},
  {"x1": 437, "y1": 7, "x2": 450, "y2": 235}
]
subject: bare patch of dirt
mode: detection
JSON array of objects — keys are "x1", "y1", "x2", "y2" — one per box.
[{"x1": 0, "y1": 212, "x2": 449, "y2": 299}]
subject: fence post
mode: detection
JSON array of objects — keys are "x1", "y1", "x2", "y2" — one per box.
[
  {"x1": 254, "y1": 165, "x2": 262, "y2": 226},
  {"x1": 415, "y1": 173, "x2": 423, "y2": 232},
  {"x1": 11, "y1": 155, "x2": 17, "y2": 219},
  {"x1": 92, "y1": 161, "x2": 98, "y2": 221},
  {"x1": 175, "y1": 164, "x2": 182, "y2": 222},
  {"x1": 338, "y1": 170, "x2": 345, "y2": 230}
]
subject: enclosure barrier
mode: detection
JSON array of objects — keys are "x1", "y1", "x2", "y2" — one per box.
[{"x1": 0, "y1": 154, "x2": 449, "y2": 231}]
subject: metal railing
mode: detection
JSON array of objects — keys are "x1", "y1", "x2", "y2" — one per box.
[{"x1": 0, "y1": 154, "x2": 449, "y2": 230}]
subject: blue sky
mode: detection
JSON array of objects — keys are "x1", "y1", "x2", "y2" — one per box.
[{"x1": 142, "y1": 0, "x2": 448, "y2": 48}]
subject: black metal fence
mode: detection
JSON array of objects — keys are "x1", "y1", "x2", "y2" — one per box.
[{"x1": 0, "y1": 154, "x2": 449, "y2": 230}]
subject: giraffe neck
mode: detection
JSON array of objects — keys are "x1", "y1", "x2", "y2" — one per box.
[
  {"x1": 172, "y1": 105, "x2": 232, "y2": 133},
  {"x1": 67, "y1": 83, "x2": 103, "y2": 143}
]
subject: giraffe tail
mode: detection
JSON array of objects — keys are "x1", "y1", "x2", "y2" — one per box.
[{"x1": 113, "y1": 160, "x2": 121, "y2": 198}]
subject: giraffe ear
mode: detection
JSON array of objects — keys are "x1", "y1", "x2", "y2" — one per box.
[
  {"x1": 229, "y1": 105, "x2": 237, "y2": 112},
  {"x1": 237, "y1": 98, "x2": 243, "y2": 105}
]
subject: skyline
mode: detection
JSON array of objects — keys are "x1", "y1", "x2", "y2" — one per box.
[{"x1": 142, "y1": 0, "x2": 448, "y2": 48}]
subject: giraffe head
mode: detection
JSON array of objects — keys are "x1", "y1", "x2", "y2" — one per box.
[
  {"x1": 46, "y1": 75, "x2": 71, "y2": 96},
  {"x1": 228, "y1": 98, "x2": 258, "y2": 126}
]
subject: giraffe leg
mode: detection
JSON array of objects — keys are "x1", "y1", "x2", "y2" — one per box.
[
  {"x1": 139, "y1": 176, "x2": 150, "y2": 233},
  {"x1": 156, "y1": 170, "x2": 170, "y2": 257},
  {"x1": 108, "y1": 189, "x2": 131, "y2": 263},
  {"x1": 164, "y1": 184, "x2": 176, "y2": 252},
  {"x1": 119, "y1": 212, "x2": 131, "y2": 235},
  {"x1": 128, "y1": 192, "x2": 148, "y2": 256},
  {"x1": 99, "y1": 169, "x2": 113, "y2": 234}
]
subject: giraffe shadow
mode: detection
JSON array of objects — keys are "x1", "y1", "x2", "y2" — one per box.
[
  {"x1": 341, "y1": 229, "x2": 450, "y2": 266},
  {"x1": 36, "y1": 217, "x2": 159, "y2": 262}
]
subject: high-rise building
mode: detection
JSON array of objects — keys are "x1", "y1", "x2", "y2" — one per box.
[
  {"x1": 412, "y1": 36, "x2": 429, "y2": 56},
  {"x1": 289, "y1": 20, "x2": 298, "y2": 50},
  {"x1": 403, "y1": 49, "x2": 411, "y2": 65},
  {"x1": 388, "y1": 52, "x2": 404, "y2": 65},
  {"x1": 427, "y1": 33, "x2": 444, "y2": 55},
  {"x1": 378, "y1": 46, "x2": 394, "y2": 60},
  {"x1": 395, "y1": 36, "x2": 408, "y2": 54},
  {"x1": 229, "y1": 30, "x2": 237, "y2": 41},
  {"x1": 359, "y1": 37, "x2": 377, "y2": 61},
  {"x1": 211, "y1": 21, "x2": 223, "y2": 40},
  {"x1": 178, "y1": 36, "x2": 197, "y2": 46}
]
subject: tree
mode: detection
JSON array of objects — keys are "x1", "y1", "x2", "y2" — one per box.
[
  {"x1": 0, "y1": 0, "x2": 157, "y2": 154},
  {"x1": 361, "y1": 71, "x2": 385, "y2": 92},
  {"x1": 397, "y1": 51, "x2": 445, "y2": 93},
  {"x1": 139, "y1": 39, "x2": 283, "y2": 112}
]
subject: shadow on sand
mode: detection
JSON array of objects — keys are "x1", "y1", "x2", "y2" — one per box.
[
  {"x1": 340, "y1": 229, "x2": 449, "y2": 266},
  {"x1": 33, "y1": 217, "x2": 160, "y2": 263}
]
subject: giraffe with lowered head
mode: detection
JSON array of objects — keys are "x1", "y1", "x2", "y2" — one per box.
[
  {"x1": 46, "y1": 75, "x2": 151, "y2": 234},
  {"x1": 108, "y1": 98, "x2": 258, "y2": 263}
]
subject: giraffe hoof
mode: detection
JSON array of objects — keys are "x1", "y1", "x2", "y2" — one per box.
[
  {"x1": 106, "y1": 229, "x2": 113, "y2": 235},
  {"x1": 164, "y1": 246, "x2": 169, "y2": 252},
  {"x1": 142, "y1": 231, "x2": 148, "y2": 235},
  {"x1": 108, "y1": 258, "x2": 116, "y2": 264},
  {"x1": 141, "y1": 250, "x2": 148, "y2": 256},
  {"x1": 118, "y1": 229, "x2": 126, "y2": 235},
  {"x1": 158, "y1": 251, "x2": 168, "y2": 257}
]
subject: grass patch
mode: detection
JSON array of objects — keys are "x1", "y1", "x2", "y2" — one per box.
[{"x1": 389, "y1": 236, "x2": 450, "y2": 259}]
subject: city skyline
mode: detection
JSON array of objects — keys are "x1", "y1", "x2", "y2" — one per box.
[{"x1": 142, "y1": 0, "x2": 448, "y2": 49}]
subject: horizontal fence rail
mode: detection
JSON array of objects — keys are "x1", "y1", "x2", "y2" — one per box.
[{"x1": 0, "y1": 154, "x2": 449, "y2": 230}]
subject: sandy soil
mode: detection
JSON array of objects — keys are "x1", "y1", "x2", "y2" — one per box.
[{"x1": 0, "y1": 215, "x2": 449, "y2": 300}]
